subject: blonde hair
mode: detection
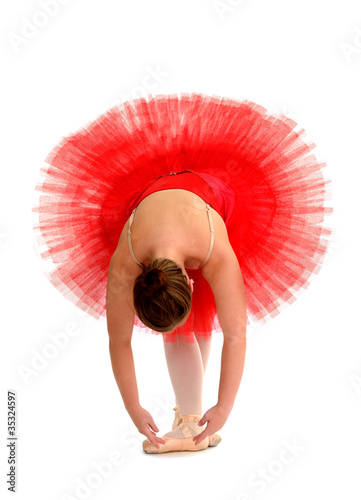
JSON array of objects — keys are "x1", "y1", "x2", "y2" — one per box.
[{"x1": 133, "y1": 258, "x2": 192, "y2": 332}]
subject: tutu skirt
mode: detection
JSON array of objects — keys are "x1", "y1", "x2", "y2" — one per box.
[{"x1": 32, "y1": 93, "x2": 333, "y2": 343}]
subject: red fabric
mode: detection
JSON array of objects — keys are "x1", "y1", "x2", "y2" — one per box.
[
  {"x1": 32, "y1": 93, "x2": 333, "y2": 343},
  {"x1": 128, "y1": 170, "x2": 224, "y2": 219}
]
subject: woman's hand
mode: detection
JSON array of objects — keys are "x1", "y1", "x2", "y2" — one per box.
[
  {"x1": 192, "y1": 404, "x2": 230, "y2": 446},
  {"x1": 129, "y1": 406, "x2": 166, "y2": 450}
]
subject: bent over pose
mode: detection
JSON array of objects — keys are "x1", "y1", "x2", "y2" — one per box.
[{"x1": 33, "y1": 93, "x2": 333, "y2": 454}]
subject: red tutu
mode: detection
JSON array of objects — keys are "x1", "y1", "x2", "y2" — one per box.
[{"x1": 32, "y1": 93, "x2": 333, "y2": 343}]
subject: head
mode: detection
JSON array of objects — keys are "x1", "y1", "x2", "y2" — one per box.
[{"x1": 133, "y1": 258, "x2": 193, "y2": 333}]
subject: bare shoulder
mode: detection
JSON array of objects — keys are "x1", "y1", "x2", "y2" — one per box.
[
  {"x1": 107, "y1": 246, "x2": 143, "y2": 299},
  {"x1": 113, "y1": 213, "x2": 131, "y2": 255},
  {"x1": 201, "y1": 242, "x2": 247, "y2": 338},
  {"x1": 200, "y1": 205, "x2": 236, "y2": 277},
  {"x1": 201, "y1": 239, "x2": 240, "y2": 282},
  {"x1": 106, "y1": 249, "x2": 143, "y2": 344}
]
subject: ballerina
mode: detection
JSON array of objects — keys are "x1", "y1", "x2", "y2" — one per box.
[
  {"x1": 32, "y1": 93, "x2": 333, "y2": 454},
  {"x1": 107, "y1": 174, "x2": 247, "y2": 452}
]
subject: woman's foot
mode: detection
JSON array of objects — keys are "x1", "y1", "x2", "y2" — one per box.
[
  {"x1": 165, "y1": 416, "x2": 204, "y2": 438},
  {"x1": 142, "y1": 415, "x2": 216, "y2": 454},
  {"x1": 171, "y1": 405, "x2": 183, "y2": 431},
  {"x1": 171, "y1": 404, "x2": 222, "y2": 441}
]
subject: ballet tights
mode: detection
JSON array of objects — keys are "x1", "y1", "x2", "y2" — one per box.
[{"x1": 162, "y1": 334, "x2": 212, "y2": 438}]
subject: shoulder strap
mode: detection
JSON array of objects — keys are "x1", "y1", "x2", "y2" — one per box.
[
  {"x1": 127, "y1": 208, "x2": 144, "y2": 268},
  {"x1": 200, "y1": 204, "x2": 214, "y2": 268}
]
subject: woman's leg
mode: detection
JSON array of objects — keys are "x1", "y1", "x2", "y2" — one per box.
[
  {"x1": 194, "y1": 333, "x2": 212, "y2": 375},
  {"x1": 174, "y1": 333, "x2": 211, "y2": 409},
  {"x1": 162, "y1": 332, "x2": 212, "y2": 438},
  {"x1": 162, "y1": 333, "x2": 204, "y2": 437}
]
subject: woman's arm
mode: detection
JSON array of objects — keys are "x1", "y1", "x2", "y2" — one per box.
[
  {"x1": 106, "y1": 252, "x2": 140, "y2": 412},
  {"x1": 217, "y1": 336, "x2": 246, "y2": 413},
  {"x1": 202, "y1": 244, "x2": 248, "y2": 413},
  {"x1": 193, "y1": 246, "x2": 247, "y2": 444},
  {"x1": 106, "y1": 252, "x2": 166, "y2": 449},
  {"x1": 108, "y1": 340, "x2": 141, "y2": 413}
]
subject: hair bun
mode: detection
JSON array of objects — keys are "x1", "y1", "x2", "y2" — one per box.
[{"x1": 144, "y1": 268, "x2": 166, "y2": 295}]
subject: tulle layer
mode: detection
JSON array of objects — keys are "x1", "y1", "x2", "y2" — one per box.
[{"x1": 32, "y1": 93, "x2": 333, "y2": 343}]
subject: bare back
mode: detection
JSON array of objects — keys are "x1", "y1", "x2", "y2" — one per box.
[{"x1": 112, "y1": 189, "x2": 231, "y2": 274}]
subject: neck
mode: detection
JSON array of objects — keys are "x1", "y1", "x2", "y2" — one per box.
[{"x1": 150, "y1": 248, "x2": 185, "y2": 272}]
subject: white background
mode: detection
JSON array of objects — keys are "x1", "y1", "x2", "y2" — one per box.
[{"x1": 1, "y1": 0, "x2": 360, "y2": 499}]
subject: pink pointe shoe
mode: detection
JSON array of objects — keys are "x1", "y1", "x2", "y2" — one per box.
[
  {"x1": 172, "y1": 405, "x2": 182, "y2": 429},
  {"x1": 173, "y1": 406, "x2": 222, "y2": 444},
  {"x1": 142, "y1": 413, "x2": 222, "y2": 454}
]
